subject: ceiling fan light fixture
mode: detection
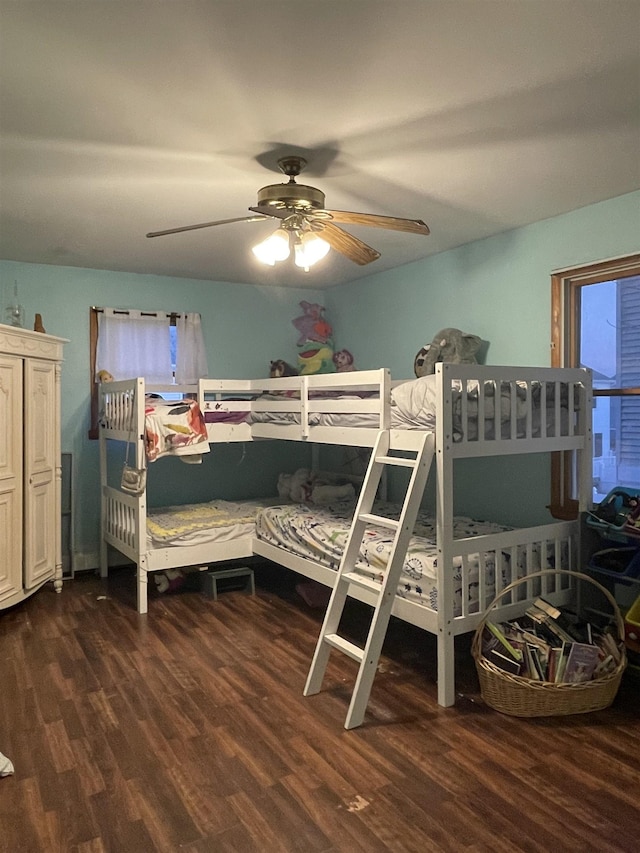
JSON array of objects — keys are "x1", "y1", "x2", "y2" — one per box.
[
  {"x1": 252, "y1": 227, "x2": 290, "y2": 265},
  {"x1": 294, "y1": 231, "x2": 331, "y2": 272}
]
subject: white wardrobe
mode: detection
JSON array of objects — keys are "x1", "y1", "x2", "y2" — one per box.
[{"x1": 0, "y1": 323, "x2": 66, "y2": 609}]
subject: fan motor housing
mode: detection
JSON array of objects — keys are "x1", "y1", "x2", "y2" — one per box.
[{"x1": 257, "y1": 182, "x2": 326, "y2": 211}]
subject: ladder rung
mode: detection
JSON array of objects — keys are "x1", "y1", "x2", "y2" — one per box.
[
  {"x1": 375, "y1": 454, "x2": 416, "y2": 468},
  {"x1": 359, "y1": 512, "x2": 399, "y2": 530},
  {"x1": 342, "y1": 571, "x2": 383, "y2": 594},
  {"x1": 324, "y1": 634, "x2": 365, "y2": 662}
]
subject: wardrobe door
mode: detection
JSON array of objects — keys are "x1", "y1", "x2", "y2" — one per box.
[
  {"x1": 0, "y1": 355, "x2": 23, "y2": 602},
  {"x1": 23, "y1": 358, "x2": 56, "y2": 590}
]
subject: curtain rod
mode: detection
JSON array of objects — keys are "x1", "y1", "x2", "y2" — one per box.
[{"x1": 91, "y1": 307, "x2": 182, "y2": 319}]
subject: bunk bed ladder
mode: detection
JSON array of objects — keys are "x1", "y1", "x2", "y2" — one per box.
[{"x1": 304, "y1": 429, "x2": 435, "y2": 729}]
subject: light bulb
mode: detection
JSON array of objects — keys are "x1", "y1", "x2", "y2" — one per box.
[
  {"x1": 252, "y1": 228, "x2": 291, "y2": 265},
  {"x1": 294, "y1": 232, "x2": 331, "y2": 271}
]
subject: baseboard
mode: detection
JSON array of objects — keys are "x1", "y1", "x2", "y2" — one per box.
[{"x1": 71, "y1": 551, "x2": 132, "y2": 574}]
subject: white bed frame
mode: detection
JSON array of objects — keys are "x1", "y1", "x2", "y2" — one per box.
[
  {"x1": 99, "y1": 365, "x2": 592, "y2": 708},
  {"x1": 98, "y1": 378, "x2": 269, "y2": 613}
]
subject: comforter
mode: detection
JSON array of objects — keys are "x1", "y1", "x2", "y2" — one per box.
[{"x1": 144, "y1": 397, "x2": 209, "y2": 461}]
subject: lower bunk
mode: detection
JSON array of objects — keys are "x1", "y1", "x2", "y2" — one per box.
[
  {"x1": 252, "y1": 499, "x2": 580, "y2": 709},
  {"x1": 100, "y1": 490, "x2": 276, "y2": 613}
]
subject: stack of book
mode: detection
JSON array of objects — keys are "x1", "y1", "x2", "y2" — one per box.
[{"x1": 481, "y1": 597, "x2": 622, "y2": 683}]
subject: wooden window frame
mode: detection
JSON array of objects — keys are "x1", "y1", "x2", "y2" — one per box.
[
  {"x1": 88, "y1": 307, "x2": 180, "y2": 439},
  {"x1": 550, "y1": 253, "x2": 640, "y2": 518}
]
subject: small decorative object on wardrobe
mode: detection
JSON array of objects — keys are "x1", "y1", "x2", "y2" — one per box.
[
  {"x1": 4, "y1": 280, "x2": 24, "y2": 327},
  {"x1": 33, "y1": 313, "x2": 46, "y2": 333}
]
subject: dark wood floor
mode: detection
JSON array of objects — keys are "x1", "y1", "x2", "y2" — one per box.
[{"x1": 1, "y1": 563, "x2": 639, "y2": 853}]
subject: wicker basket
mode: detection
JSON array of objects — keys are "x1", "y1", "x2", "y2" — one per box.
[{"x1": 471, "y1": 569, "x2": 627, "y2": 717}]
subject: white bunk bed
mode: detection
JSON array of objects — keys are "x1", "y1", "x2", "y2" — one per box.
[
  {"x1": 98, "y1": 378, "x2": 281, "y2": 614},
  {"x1": 99, "y1": 365, "x2": 592, "y2": 712},
  {"x1": 240, "y1": 364, "x2": 593, "y2": 709}
]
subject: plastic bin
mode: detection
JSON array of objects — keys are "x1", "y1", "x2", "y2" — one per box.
[
  {"x1": 589, "y1": 546, "x2": 640, "y2": 585},
  {"x1": 586, "y1": 487, "x2": 640, "y2": 544},
  {"x1": 624, "y1": 594, "x2": 640, "y2": 655}
]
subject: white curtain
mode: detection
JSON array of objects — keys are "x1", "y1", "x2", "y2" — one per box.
[
  {"x1": 96, "y1": 308, "x2": 172, "y2": 383},
  {"x1": 175, "y1": 312, "x2": 208, "y2": 384}
]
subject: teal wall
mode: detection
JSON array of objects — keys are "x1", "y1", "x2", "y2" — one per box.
[
  {"x1": 1, "y1": 191, "x2": 638, "y2": 560},
  {"x1": 325, "y1": 191, "x2": 640, "y2": 375},
  {"x1": 325, "y1": 191, "x2": 640, "y2": 525},
  {"x1": 0, "y1": 264, "x2": 318, "y2": 566}
]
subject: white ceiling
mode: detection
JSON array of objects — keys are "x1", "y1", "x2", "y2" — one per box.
[{"x1": 1, "y1": 1, "x2": 639, "y2": 290}]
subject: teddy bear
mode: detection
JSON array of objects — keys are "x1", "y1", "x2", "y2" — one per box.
[
  {"x1": 96, "y1": 369, "x2": 114, "y2": 383},
  {"x1": 413, "y1": 328, "x2": 482, "y2": 377},
  {"x1": 333, "y1": 349, "x2": 355, "y2": 372},
  {"x1": 277, "y1": 468, "x2": 355, "y2": 504},
  {"x1": 270, "y1": 359, "x2": 298, "y2": 378}
]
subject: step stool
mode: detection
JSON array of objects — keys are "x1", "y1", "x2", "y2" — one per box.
[{"x1": 202, "y1": 566, "x2": 255, "y2": 600}]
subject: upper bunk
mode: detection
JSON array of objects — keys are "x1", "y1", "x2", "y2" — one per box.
[
  {"x1": 200, "y1": 363, "x2": 592, "y2": 459},
  {"x1": 98, "y1": 363, "x2": 592, "y2": 462}
]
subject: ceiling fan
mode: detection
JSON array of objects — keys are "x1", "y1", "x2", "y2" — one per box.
[{"x1": 146, "y1": 155, "x2": 430, "y2": 268}]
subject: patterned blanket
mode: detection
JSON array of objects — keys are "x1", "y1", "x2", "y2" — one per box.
[
  {"x1": 256, "y1": 500, "x2": 516, "y2": 615},
  {"x1": 144, "y1": 397, "x2": 209, "y2": 462},
  {"x1": 147, "y1": 499, "x2": 269, "y2": 543}
]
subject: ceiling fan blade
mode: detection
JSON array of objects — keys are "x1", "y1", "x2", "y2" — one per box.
[
  {"x1": 248, "y1": 205, "x2": 288, "y2": 220},
  {"x1": 324, "y1": 209, "x2": 430, "y2": 235},
  {"x1": 146, "y1": 214, "x2": 268, "y2": 238},
  {"x1": 315, "y1": 222, "x2": 381, "y2": 265}
]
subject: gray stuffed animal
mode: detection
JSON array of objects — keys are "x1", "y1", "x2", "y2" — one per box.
[{"x1": 414, "y1": 328, "x2": 482, "y2": 377}]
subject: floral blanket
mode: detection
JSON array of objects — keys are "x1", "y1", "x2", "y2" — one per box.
[
  {"x1": 255, "y1": 500, "x2": 517, "y2": 616},
  {"x1": 144, "y1": 397, "x2": 209, "y2": 462}
]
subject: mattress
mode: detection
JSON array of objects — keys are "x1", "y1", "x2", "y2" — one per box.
[
  {"x1": 255, "y1": 500, "x2": 515, "y2": 616},
  {"x1": 250, "y1": 376, "x2": 576, "y2": 439},
  {"x1": 147, "y1": 498, "x2": 278, "y2": 547}
]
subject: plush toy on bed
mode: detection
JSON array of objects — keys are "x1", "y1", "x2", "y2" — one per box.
[
  {"x1": 270, "y1": 359, "x2": 298, "y2": 378},
  {"x1": 96, "y1": 369, "x2": 114, "y2": 383},
  {"x1": 277, "y1": 468, "x2": 355, "y2": 504},
  {"x1": 292, "y1": 301, "x2": 336, "y2": 375},
  {"x1": 333, "y1": 349, "x2": 355, "y2": 372},
  {"x1": 413, "y1": 328, "x2": 482, "y2": 378}
]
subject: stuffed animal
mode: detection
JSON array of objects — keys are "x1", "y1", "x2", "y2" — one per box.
[
  {"x1": 270, "y1": 359, "x2": 298, "y2": 378},
  {"x1": 414, "y1": 328, "x2": 482, "y2": 377},
  {"x1": 413, "y1": 344, "x2": 432, "y2": 377},
  {"x1": 333, "y1": 349, "x2": 355, "y2": 372},
  {"x1": 292, "y1": 301, "x2": 336, "y2": 375},
  {"x1": 154, "y1": 569, "x2": 185, "y2": 594},
  {"x1": 277, "y1": 468, "x2": 355, "y2": 504},
  {"x1": 96, "y1": 369, "x2": 114, "y2": 383},
  {"x1": 292, "y1": 301, "x2": 332, "y2": 345}
]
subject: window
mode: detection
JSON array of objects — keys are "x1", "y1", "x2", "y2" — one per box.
[
  {"x1": 88, "y1": 307, "x2": 208, "y2": 438},
  {"x1": 550, "y1": 254, "x2": 640, "y2": 517}
]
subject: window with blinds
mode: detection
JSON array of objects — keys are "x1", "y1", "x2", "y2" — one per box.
[{"x1": 550, "y1": 254, "x2": 640, "y2": 518}]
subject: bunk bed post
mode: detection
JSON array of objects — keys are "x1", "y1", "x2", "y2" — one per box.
[
  {"x1": 99, "y1": 384, "x2": 109, "y2": 579},
  {"x1": 435, "y1": 364, "x2": 456, "y2": 707},
  {"x1": 133, "y1": 378, "x2": 149, "y2": 614},
  {"x1": 137, "y1": 555, "x2": 149, "y2": 615}
]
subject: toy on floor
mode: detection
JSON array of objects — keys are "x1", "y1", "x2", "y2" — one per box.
[
  {"x1": 154, "y1": 569, "x2": 185, "y2": 594},
  {"x1": 414, "y1": 327, "x2": 482, "y2": 377},
  {"x1": 277, "y1": 468, "x2": 355, "y2": 504},
  {"x1": 295, "y1": 581, "x2": 331, "y2": 608},
  {"x1": 0, "y1": 752, "x2": 14, "y2": 777}
]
